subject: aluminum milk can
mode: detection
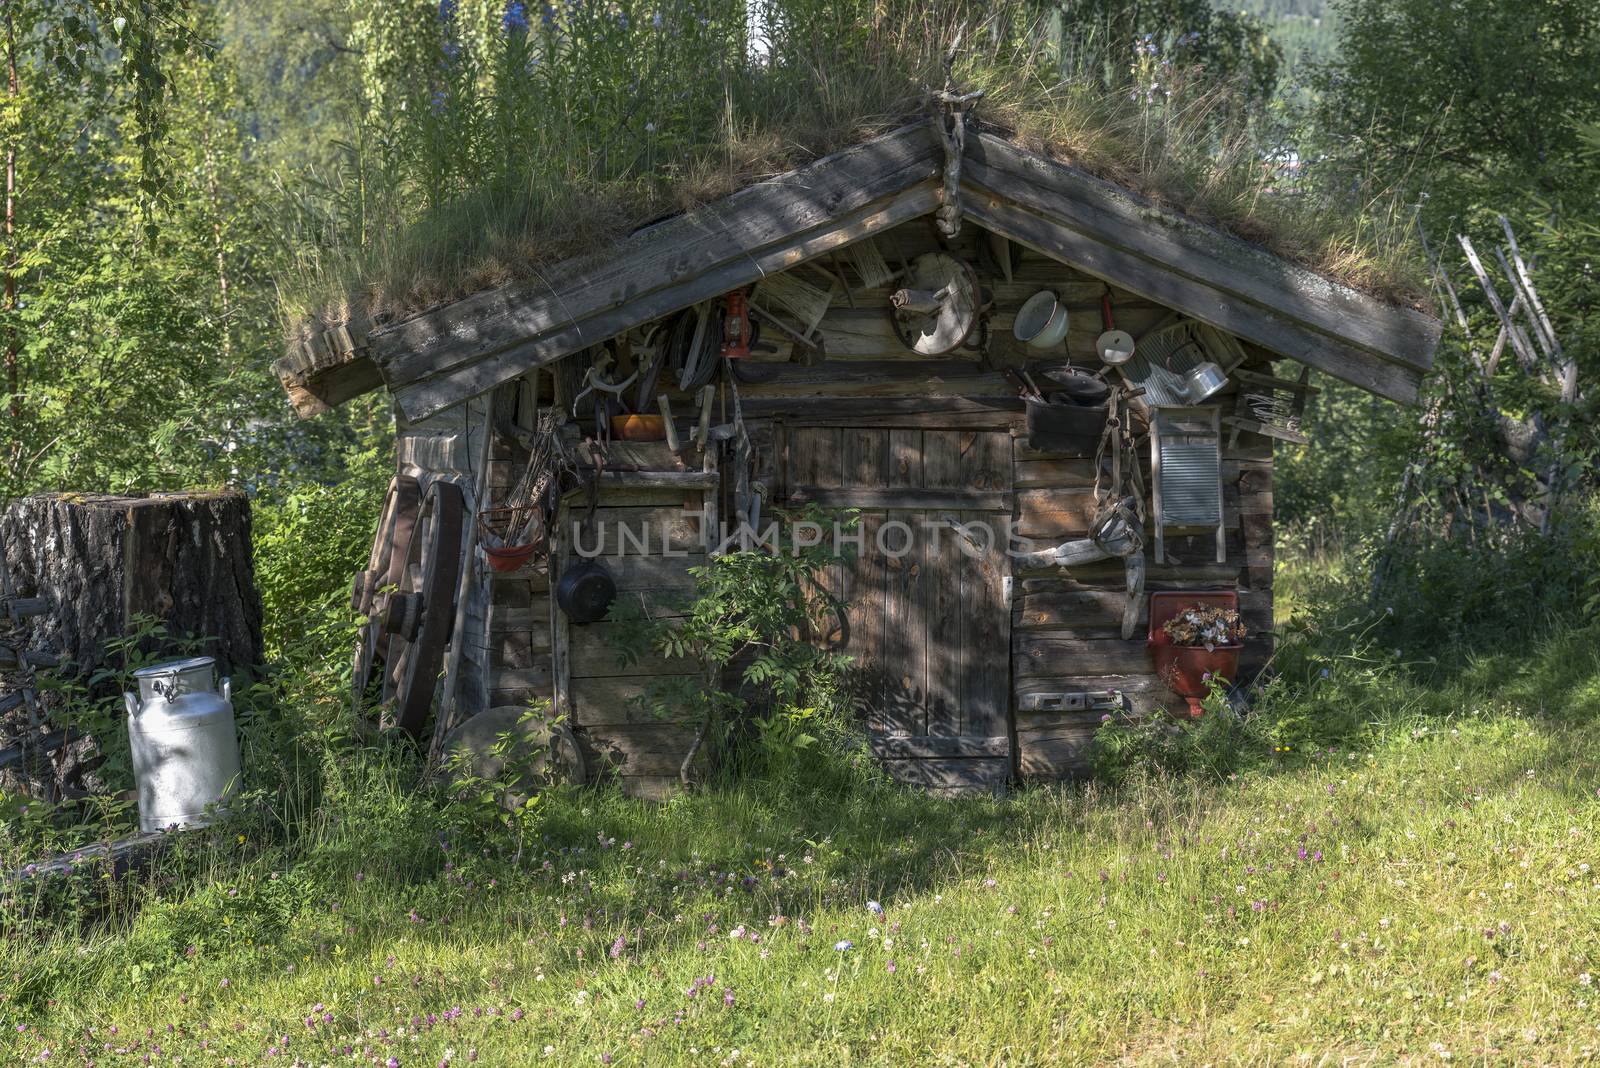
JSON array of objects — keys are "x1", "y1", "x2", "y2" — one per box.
[{"x1": 125, "y1": 656, "x2": 242, "y2": 832}]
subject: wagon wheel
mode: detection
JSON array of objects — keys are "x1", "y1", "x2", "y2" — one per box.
[
  {"x1": 377, "y1": 480, "x2": 466, "y2": 737},
  {"x1": 351, "y1": 476, "x2": 423, "y2": 714}
]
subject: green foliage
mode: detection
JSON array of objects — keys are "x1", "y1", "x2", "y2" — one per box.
[
  {"x1": 607, "y1": 508, "x2": 865, "y2": 781},
  {"x1": 276, "y1": 0, "x2": 1424, "y2": 327},
  {"x1": 252, "y1": 452, "x2": 389, "y2": 666},
  {"x1": 0, "y1": 1, "x2": 384, "y2": 502}
]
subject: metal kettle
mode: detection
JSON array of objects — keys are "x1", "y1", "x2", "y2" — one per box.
[{"x1": 125, "y1": 656, "x2": 242, "y2": 832}]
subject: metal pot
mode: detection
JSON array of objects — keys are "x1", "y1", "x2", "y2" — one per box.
[
  {"x1": 1025, "y1": 397, "x2": 1108, "y2": 455},
  {"x1": 1014, "y1": 291, "x2": 1070, "y2": 349},
  {"x1": 125, "y1": 657, "x2": 240, "y2": 832},
  {"x1": 1179, "y1": 361, "x2": 1228, "y2": 404},
  {"x1": 557, "y1": 557, "x2": 617, "y2": 623},
  {"x1": 1033, "y1": 364, "x2": 1110, "y2": 405}
]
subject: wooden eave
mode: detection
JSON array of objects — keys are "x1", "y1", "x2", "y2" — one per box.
[{"x1": 274, "y1": 120, "x2": 1441, "y2": 420}]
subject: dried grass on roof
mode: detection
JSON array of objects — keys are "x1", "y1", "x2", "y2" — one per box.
[{"x1": 276, "y1": 5, "x2": 1428, "y2": 335}]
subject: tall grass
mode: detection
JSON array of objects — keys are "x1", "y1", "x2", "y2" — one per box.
[{"x1": 273, "y1": 0, "x2": 1428, "y2": 332}]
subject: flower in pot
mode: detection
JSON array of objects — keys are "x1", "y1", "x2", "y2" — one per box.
[{"x1": 1153, "y1": 604, "x2": 1246, "y2": 718}]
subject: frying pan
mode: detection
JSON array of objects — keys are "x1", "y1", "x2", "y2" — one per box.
[{"x1": 1096, "y1": 293, "x2": 1136, "y2": 365}]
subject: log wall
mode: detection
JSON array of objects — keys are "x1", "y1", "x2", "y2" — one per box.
[{"x1": 426, "y1": 215, "x2": 1281, "y2": 789}]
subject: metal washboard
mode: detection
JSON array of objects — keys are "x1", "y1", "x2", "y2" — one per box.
[
  {"x1": 1150, "y1": 406, "x2": 1226, "y2": 564},
  {"x1": 1120, "y1": 319, "x2": 1250, "y2": 405}
]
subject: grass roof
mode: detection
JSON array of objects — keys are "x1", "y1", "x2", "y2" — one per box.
[{"x1": 274, "y1": 1, "x2": 1429, "y2": 335}]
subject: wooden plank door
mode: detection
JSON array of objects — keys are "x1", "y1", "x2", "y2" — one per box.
[{"x1": 786, "y1": 426, "x2": 1013, "y2": 795}]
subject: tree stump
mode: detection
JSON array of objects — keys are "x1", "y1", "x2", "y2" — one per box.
[{"x1": 1, "y1": 491, "x2": 263, "y2": 797}]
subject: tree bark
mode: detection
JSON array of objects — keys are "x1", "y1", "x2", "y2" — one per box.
[
  {"x1": 1, "y1": 491, "x2": 264, "y2": 797},
  {"x1": 1, "y1": 491, "x2": 264, "y2": 679}
]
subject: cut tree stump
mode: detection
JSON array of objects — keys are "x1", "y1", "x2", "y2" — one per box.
[{"x1": 0, "y1": 491, "x2": 263, "y2": 796}]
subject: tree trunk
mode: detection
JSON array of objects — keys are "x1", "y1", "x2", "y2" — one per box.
[{"x1": 1, "y1": 491, "x2": 263, "y2": 796}]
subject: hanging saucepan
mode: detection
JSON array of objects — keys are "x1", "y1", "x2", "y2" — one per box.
[
  {"x1": 1096, "y1": 293, "x2": 1136, "y2": 366},
  {"x1": 556, "y1": 557, "x2": 616, "y2": 623}
]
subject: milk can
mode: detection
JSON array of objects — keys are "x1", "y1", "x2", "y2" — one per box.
[{"x1": 125, "y1": 656, "x2": 242, "y2": 832}]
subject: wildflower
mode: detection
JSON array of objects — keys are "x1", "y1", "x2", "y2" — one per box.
[
  {"x1": 610, "y1": 936, "x2": 626, "y2": 958},
  {"x1": 834, "y1": 940, "x2": 853, "y2": 952},
  {"x1": 867, "y1": 900, "x2": 884, "y2": 916},
  {"x1": 886, "y1": 960, "x2": 897, "y2": 974},
  {"x1": 1582, "y1": 974, "x2": 1594, "y2": 987},
  {"x1": 723, "y1": 990, "x2": 734, "y2": 1007}
]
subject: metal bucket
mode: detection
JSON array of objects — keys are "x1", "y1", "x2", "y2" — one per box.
[
  {"x1": 125, "y1": 656, "x2": 241, "y2": 832},
  {"x1": 1025, "y1": 397, "x2": 1108, "y2": 455}
]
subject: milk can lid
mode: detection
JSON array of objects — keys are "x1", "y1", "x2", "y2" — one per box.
[{"x1": 132, "y1": 656, "x2": 217, "y2": 679}]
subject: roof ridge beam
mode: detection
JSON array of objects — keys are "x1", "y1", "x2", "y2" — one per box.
[
  {"x1": 959, "y1": 131, "x2": 1440, "y2": 375},
  {"x1": 961, "y1": 190, "x2": 1423, "y2": 404}
]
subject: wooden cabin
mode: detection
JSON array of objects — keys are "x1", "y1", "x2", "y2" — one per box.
[{"x1": 277, "y1": 119, "x2": 1442, "y2": 797}]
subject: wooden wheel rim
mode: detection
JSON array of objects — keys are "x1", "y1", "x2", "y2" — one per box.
[
  {"x1": 352, "y1": 475, "x2": 423, "y2": 712},
  {"x1": 381, "y1": 480, "x2": 466, "y2": 738}
]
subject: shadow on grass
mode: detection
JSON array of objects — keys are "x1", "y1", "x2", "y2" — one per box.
[{"x1": 4, "y1": 616, "x2": 1597, "y2": 1013}]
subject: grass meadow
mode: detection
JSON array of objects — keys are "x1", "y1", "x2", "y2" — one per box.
[{"x1": 3, "y1": 552, "x2": 1599, "y2": 1066}]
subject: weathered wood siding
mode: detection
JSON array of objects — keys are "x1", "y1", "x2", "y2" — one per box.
[
  {"x1": 448, "y1": 215, "x2": 1281, "y2": 792},
  {"x1": 725, "y1": 222, "x2": 1278, "y2": 784},
  {"x1": 395, "y1": 396, "x2": 493, "y2": 725},
  {"x1": 1009, "y1": 432, "x2": 1274, "y2": 779},
  {"x1": 553, "y1": 442, "x2": 713, "y2": 801}
]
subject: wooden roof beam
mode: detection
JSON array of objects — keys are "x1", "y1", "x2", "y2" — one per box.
[
  {"x1": 959, "y1": 132, "x2": 1440, "y2": 380},
  {"x1": 963, "y1": 193, "x2": 1422, "y2": 404},
  {"x1": 376, "y1": 123, "x2": 946, "y2": 422}
]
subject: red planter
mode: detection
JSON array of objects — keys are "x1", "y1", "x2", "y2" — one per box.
[
  {"x1": 483, "y1": 543, "x2": 538, "y2": 573},
  {"x1": 1150, "y1": 642, "x2": 1241, "y2": 718},
  {"x1": 1147, "y1": 590, "x2": 1243, "y2": 719}
]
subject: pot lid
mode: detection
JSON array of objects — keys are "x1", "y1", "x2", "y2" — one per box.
[{"x1": 132, "y1": 656, "x2": 216, "y2": 678}]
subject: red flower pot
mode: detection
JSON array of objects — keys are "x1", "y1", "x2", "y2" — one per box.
[
  {"x1": 1151, "y1": 643, "x2": 1241, "y2": 718},
  {"x1": 484, "y1": 543, "x2": 538, "y2": 573}
]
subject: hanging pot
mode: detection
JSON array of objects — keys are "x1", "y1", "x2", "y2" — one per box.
[
  {"x1": 1178, "y1": 361, "x2": 1228, "y2": 404},
  {"x1": 1096, "y1": 293, "x2": 1136, "y2": 365},
  {"x1": 556, "y1": 557, "x2": 617, "y2": 623},
  {"x1": 1032, "y1": 364, "x2": 1110, "y2": 405},
  {"x1": 1013, "y1": 290, "x2": 1070, "y2": 349}
]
